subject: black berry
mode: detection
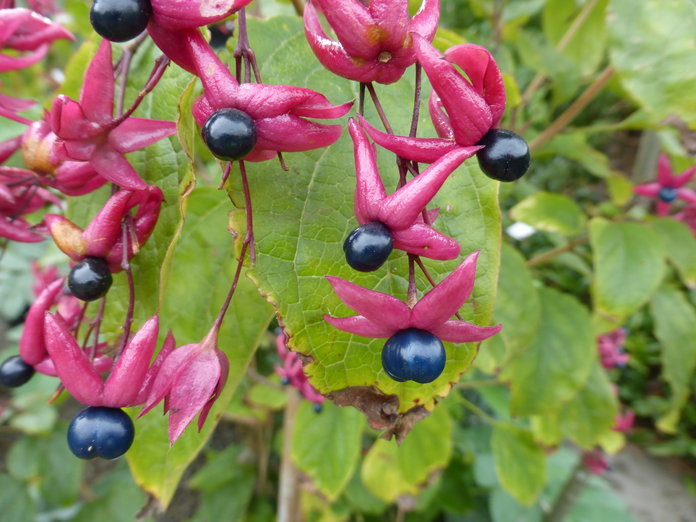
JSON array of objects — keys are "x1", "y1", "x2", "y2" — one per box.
[
  {"x1": 659, "y1": 187, "x2": 678, "y2": 203},
  {"x1": 343, "y1": 222, "x2": 393, "y2": 272},
  {"x1": 476, "y1": 129, "x2": 530, "y2": 182},
  {"x1": 68, "y1": 257, "x2": 112, "y2": 302},
  {"x1": 0, "y1": 356, "x2": 35, "y2": 388},
  {"x1": 90, "y1": 0, "x2": 152, "y2": 42},
  {"x1": 312, "y1": 403, "x2": 323, "y2": 414},
  {"x1": 67, "y1": 406, "x2": 134, "y2": 460},
  {"x1": 201, "y1": 108, "x2": 257, "y2": 161},
  {"x1": 381, "y1": 328, "x2": 446, "y2": 384}
]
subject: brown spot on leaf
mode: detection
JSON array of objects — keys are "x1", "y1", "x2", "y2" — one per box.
[{"x1": 327, "y1": 386, "x2": 431, "y2": 443}]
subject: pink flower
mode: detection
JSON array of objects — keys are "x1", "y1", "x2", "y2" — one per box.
[
  {"x1": 185, "y1": 30, "x2": 351, "y2": 162},
  {"x1": 634, "y1": 154, "x2": 696, "y2": 217},
  {"x1": 0, "y1": 88, "x2": 35, "y2": 125},
  {"x1": 325, "y1": 250, "x2": 501, "y2": 343},
  {"x1": 139, "y1": 326, "x2": 229, "y2": 444},
  {"x1": 275, "y1": 332, "x2": 325, "y2": 405},
  {"x1": 612, "y1": 409, "x2": 635, "y2": 433},
  {"x1": 44, "y1": 187, "x2": 163, "y2": 272},
  {"x1": 45, "y1": 40, "x2": 176, "y2": 190},
  {"x1": 597, "y1": 328, "x2": 628, "y2": 369},
  {"x1": 43, "y1": 314, "x2": 165, "y2": 406},
  {"x1": 362, "y1": 38, "x2": 506, "y2": 163},
  {"x1": 581, "y1": 449, "x2": 609, "y2": 475},
  {"x1": 674, "y1": 204, "x2": 696, "y2": 235},
  {"x1": 303, "y1": 0, "x2": 440, "y2": 84},
  {"x1": 0, "y1": 7, "x2": 73, "y2": 72},
  {"x1": 348, "y1": 119, "x2": 477, "y2": 259}
]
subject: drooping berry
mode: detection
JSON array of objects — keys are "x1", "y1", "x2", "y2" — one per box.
[
  {"x1": 343, "y1": 222, "x2": 393, "y2": 272},
  {"x1": 68, "y1": 257, "x2": 112, "y2": 302},
  {"x1": 0, "y1": 356, "x2": 35, "y2": 388},
  {"x1": 476, "y1": 129, "x2": 530, "y2": 182},
  {"x1": 201, "y1": 108, "x2": 257, "y2": 161},
  {"x1": 312, "y1": 403, "x2": 323, "y2": 414},
  {"x1": 89, "y1": 0, "x2": 152, "y2": 42},
  {"x1": 658, "y1": 187, "x2": 678, "y2": 203},
  {"x1": 381, "y1": 328, "x2": 446, "y2": 384},
  {"x1": 67, "y1": 407, "x2": 135, "y2": 460}
]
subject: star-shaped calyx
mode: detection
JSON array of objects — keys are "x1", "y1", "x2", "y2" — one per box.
[{"x1": 634, "y1": 153, "x2": 696, "y2": 216}]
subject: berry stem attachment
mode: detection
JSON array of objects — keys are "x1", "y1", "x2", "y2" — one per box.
[
  {"x1": 365, "y1": 83, "x2": 393, "y2": 134},
  {"x1": 234, "y1": 9, "x2": 262, "y2": 84},
  {"x1": 358, "y1": 82, "x2": 366, "y2": 116},
  {"x1": 111, "y1": 55, "x2": 170, "y2": 128},
  {"x1": 89, "y1": 297, "x2": 107, "y2": 361},
  {"x1": 409, "y1": 63, "x2": 422, "y2": 139},
  {"x1": 414, "y1": 257, "x2": 463, "y2": 320},
  {"x1": 407, "y1": 254, "x2": 417, "y2": 307},
  {"x1": 116, "y1": 45, "x2": 134, "y2": 117},
  {"x1": 117, "y1": 217, "x2": 136, "y2": 360}
]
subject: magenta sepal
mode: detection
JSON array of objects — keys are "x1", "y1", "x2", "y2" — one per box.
[
  {"x1": 360, "y1": 37, "x2": 506, "y2": 163},
  {"x1": 45, "y1": 40, "x2": 176, "y2": 191},
  {"x1": 19, "y1": 278, "x2": 64, "y2": 365},
  {"x1": 0, "y1": 88, "x2": 36, "y2": 125},
  {"x1": 149, "y1": 0, "x2": 254, "y2": 31},
  {"x1": 324, "y1": 250, "x2": 502, "y2": 343},
  {"x1": 0, "y1": 8, "x2": 73, "y2": 72},
  {"x1": 185, "y1": 29, "x2": 352, "y2": 161},
  {"x1": 634, "y1": 153, "x2": 696, "y2": 217},
  {"x1": 139, "y1": 326, "x2": 230, "y2": 444},
  {"x1": 43, "y1": 314, "x2": 161, "y2": 407},
  {"x1": 275, "y1": 332, "x2": 325, "y2": 405},
  {"x1": 349, "y1": 118, "x2": 475, "y2": 259},
  {"x1": 304, "y1": 0, "x2": 440, "y2": 84}
]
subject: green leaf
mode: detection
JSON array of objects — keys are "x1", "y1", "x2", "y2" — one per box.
[
  {"x1": 557, "y1": 362, "x2": 618, "y2": 448},
  {"x1": 72, "y1": 467, "x2": 149, "y2": 522},
  {"x1": 125, "y1": 188, "x2": 274, "y2": 508},
  {"x1": 361, "y1": 405, "x2": 453, "y2": 503},
  {"x1": 491, "y1": 423, "x2": 546, "y2": 506},
  {"x1": 479, "y1": 245, "x2": 539, "y2": 371},
  {"x1": 248, "y1": 381, "x2": 288, "y2": 410},
  {"x1": 543, "y1": 0, "x2": 609, "y2": 77},
  {"x1": 590, "y1": 219, "x2": 666, "y2": 320},
  {"x1": 233, "y1": 16, "x2": 501, "y2": 419},
  {"x1": 534, "y1": 134, "x2": 618, "y2": 179},
  {"x1": 291, "y1": 400, "x2": 365, "y2": 500},
  {"x1": 0, "y1": 475, "x2": 35, "y2": 522},
  {"x1": 502, "y1": 288, "x2": 595, "y2": 416},
  {"x1": 649, "y1": 218, "x2": 696, "y2": 289},
  {"x1": 343, "y1": 469, "x2": 388, "y2": 515},
  {"x1": 649, "y1": 286, "x2": 696, "y2": 433},
  {"x1": 608, "y1": 0, "x2": 696, "y2": 126},
  {"x1": 510, "y1": 192, "x2": 586, "y2": 235}
]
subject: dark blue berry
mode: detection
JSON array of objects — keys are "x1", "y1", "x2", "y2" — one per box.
[
  {"x1": 0, "y1": 356, "x2": 35, "y2": 388},
  {"x1": 658, "y1": 187, "x2": 678, "y2": 203},
  {"x1": 90, "y1": 0, "x2": 151, "y2": 42},
  {"x1": 280, "y1": 376, "x2": 290, "y2": 386},
  {"x1": 312, "y1": 402, "x2": 323, "y2": 414},
  {"x1": 476, "y1": 129, "x2": 530, "y2": 182},
  {"x1": 381, "y1": 328, "x2": 446, "y2": 384},
  {"x1": 67, "y1": 407, "x2": 134, "y2": 460},
  {"x1": 343, "y1": 222, "x2": 393, "y2": 272},
  {"x1": 201, "y1": 108, "x2": 257, "y2": 161},
  {"x1": 68, "y1": 257, "x2": 112, "y2": 302}
]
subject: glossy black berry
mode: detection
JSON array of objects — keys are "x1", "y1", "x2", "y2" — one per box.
[
  {"x1": 312, "y1": 403, "x2": 323, "y2": 414},
  {"x1": 382, "y1": 328, "x2": 446, "y2": 384},
  {"x1": 90, "y1": 0, "x2": 152, "y2": 42},
  {"x1": 202, "y1": 108, "x2": 257, "y2": 161},
  {"x1": 67, "y1": 407, "x2": 134, "y2": 460},
  {"x1": 659, "y1": 187, "x2": 678, "y2": 203},
  {"x1": 280, "y1": 376, "x2": 290, "y2": 386},
  {"x1": 68, "y1": 257, "x2": 112, "y2": 302},
  {"x1": 0, "y1": 356, "x2": 35, "y2": 388},
  {"x1": 476, "y1": 129, "x2": 530, "y2": 182},
  {"x1": 343, "y1": 222, "x2": 393, "y2": 272}
]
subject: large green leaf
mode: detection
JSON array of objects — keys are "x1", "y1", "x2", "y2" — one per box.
[
  {"x1": 608, "y1": 0, "x2": 696, "y2": 126},
  {"x1": 510, "y1": 191, "x2": 586, "y2": 235},
  {"x1": 649, "y1": 286, "x2": 696, "y2": 433},
  {"x1": 491, "y1": 423, "x2": 546, "y2": 506},
  {"x1": 231, "y1": 16, "x2": 501, "y2": 427},
  {"x1": 557, "y1": 362, "x2": 618, "y2": 448},
  {"x1": 291, "y1": 400, "x2": 365, "y2": 500},
  {"x1": 590, "y1": 219, "x2": 665, "y2": 320},
  {"x1": 478, "y1": 244, "x2": 540, "y2": 372},
  {"x1": 0, "y1": 475, "x2": 35, "y2": 521},
  {"x1": 125, "y1": 188, "x2": 274, "y2": 507},
  {"x1": 649, "y1": 218, "x2": 696, "y2": 289},
  {"x1": 361, "y1": 404, "x2": 453, "y2": 503},
  {"x1": 543, "y1": 0, "x2": 609, "y2": 77},
  {"x1": 501, "y1": 288, "x2": 595, "y2": 416}
]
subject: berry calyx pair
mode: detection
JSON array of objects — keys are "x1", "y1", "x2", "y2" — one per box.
[
  {"x1": 202, "y1": 108, "x2": 257, "y2": 161},
  {"x1": 0, "y1": 356, "x2": 35, "y2": 388},
  {"x1": 68, "y1": 257, "x2": 112, "y2": 302},
  {"x1": 659, "y1": 187, "x2": 678, "y2": 203},
  {"x1": 90, "y1": 0, "x2": 152, "y2": 42},
  {"x1": 476, "y1": 129, "x2": 530, "y2": 182},
  {"x1": 343, "y1": 222, "x2": 393, "y2": 272},
  {"x1": 382, "y1": 328, "x2": 445, "y2": 384},
  {"x1": 67, "y1": 406, "x2": 134, "y2": 460}
]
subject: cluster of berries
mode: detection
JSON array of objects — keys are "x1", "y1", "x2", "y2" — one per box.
[{"x1": 306, "y1": 0, "x2": 529, "y2": 383}]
